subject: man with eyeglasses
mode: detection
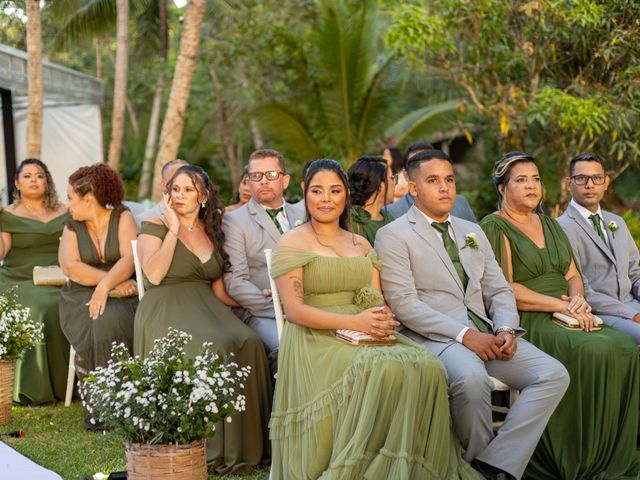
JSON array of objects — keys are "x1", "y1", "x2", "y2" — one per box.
[
  {"x1": 557, "y1": 152, "x2": 640, "y2": 345},
  {"x1": 223, "y1": 149, "x2": 306, "y2": 369}
]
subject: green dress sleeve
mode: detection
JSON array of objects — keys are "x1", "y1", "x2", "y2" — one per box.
[
  {"x1": 140, "y1": 221, "x2": 168, "y2": 240},
  {"x1": 479, "y1": 214, "x2": 511, "y2": 279},
  {"x1": 270, "y1": 246, "x2": 318, "y2": 278},
  {"x1": 368, "y1": 249, "x2": 382, "y2": 271}
]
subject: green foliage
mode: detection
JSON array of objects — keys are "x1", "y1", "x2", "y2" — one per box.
[{"x1": 622, "y1": 210, "x2": 640, "y2": 251}]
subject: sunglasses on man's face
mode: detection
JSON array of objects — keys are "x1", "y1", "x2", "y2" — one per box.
[{"x1": 247, "y1": 170, "x2": 286, "y2": 182}]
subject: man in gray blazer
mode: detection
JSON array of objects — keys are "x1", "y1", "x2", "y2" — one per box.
[
  {"x1": 384, "y1": 141, "x2": 477, "y2": 222},
  {"x1": 557, "y1": 152, "x2": 640, "y2": 345},
  {"x1": 376, "y1": 149, "x2": 568, "y2": 480},
  {"x1": 222, "y1": 149, "x2": 306, "y2": 361}
]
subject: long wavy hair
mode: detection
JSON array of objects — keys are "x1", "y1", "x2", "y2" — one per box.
[
  {"x1": 167, "y1": 165, "x2": 229, "y2": 269},
  {"x1": 14, "y1": 158, "x2": 60, "y2": 210},
  {"x1": 492, "y1": 151, "x2": 543, "y2": 212},
  {"x1": 303, "y1": 159, "x2": 352, "y2": 232}
]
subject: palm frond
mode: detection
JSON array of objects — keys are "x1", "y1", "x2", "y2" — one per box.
[
  {"x1": 255, "y1": 104, "x2": 321, "y2": 161},
  {"x1": 384, "y1": 99, "x2": 463, "y2": 145}
]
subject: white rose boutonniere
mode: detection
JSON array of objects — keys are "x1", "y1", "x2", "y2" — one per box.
[
  {"x1": 607, "y1": 221, "x2": 618, "y2": 233},
  {"x1": 462, "y1": 232, "x2": 478, "y2": 249},
  {"x1": 294, "y1": 219, "x2": 305, "y2": 227}
]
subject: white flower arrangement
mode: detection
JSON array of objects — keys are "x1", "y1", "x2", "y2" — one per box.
[
  {"x1": 294, "y1": 219, "x2": 305, "y2": 227},
  {"x1": 80, "y1": 328, "x2": 251, "y2": 444},
  {"x1": 607, "y1": 221, "x2": 618, "y2": 233},
  {"x1": 0, "y1": 287, "x2": 42, "y2": 360},
  {"x1": 462, "y1": 232, "x2": 479, "y2": 249}
]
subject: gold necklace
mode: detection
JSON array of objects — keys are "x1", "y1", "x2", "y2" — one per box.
[
  {"x1": 86, "y1": 214, "x2": 110, "y2": 262},
  {"x1": 182, "y1": 217, "x2": 199, "y2": 232},
  {"x1": 310, "y1": 222, "x2": 348, "y2": 257}
]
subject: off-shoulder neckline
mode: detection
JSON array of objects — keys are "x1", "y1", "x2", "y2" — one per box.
[
  {"x1": 1, "y1": 210, "x2": 68, "y2": 225},
  {"x1": 274, "y1": 245, "x2": 376, "y2": 260}
]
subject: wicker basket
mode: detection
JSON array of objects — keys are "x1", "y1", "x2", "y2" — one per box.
[
  {"x1": 125, "y1": 439, "x2": 207, "y2": 480},
  {"x1": 0, "y1": 359, "x2": 16, "y2": 425}
]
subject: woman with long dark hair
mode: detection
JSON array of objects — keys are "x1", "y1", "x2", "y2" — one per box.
[
  {"x1": 0, "y1": 158, "x2": 69, "y2": 405},
  {"x1": 348, "y1": 156, "x2": 395, "y2": 244},
  {"x1": 133, "y1": 164, "x2": 272, "y2": 474},
  {"x1": 269, "y1": 159, "x2": 478, "y2": 479},
  {"x1": 59, "y1": 163, "x2": 139, "y2": 419}
]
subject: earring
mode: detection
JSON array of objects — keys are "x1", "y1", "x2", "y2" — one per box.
[{"x1": 201, "y1": 202, "x2": 206, "y2": 209}]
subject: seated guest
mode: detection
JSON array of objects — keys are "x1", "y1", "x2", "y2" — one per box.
[
  {"x1": 376, "y1": 149, "x2": 568, "y2": 480},
  {"x1": 222, "y1": 149, "x2": 306, "y2": 362},
  {"x1": 480, "y1": 152, "x2": 640, "y2": 479},
  {"x1": 385, "y1": 140, "x2": 477, "y2": 222},
  {"x1": 382, "y1": 146, "x2": 407, "y2": 202},
  {"x1": 557, "y1": 152, "x2": 640, "y2": 345},
  {"x1": 133, "y1": 165, "x2": 271, "y2": 474},
  {"x1": 270, "y1": 159, "x2": 479, "y2": 479},
  {"x1": 59, "y1": 164, "x2": 138, "y2": 422},
  {"x1": 225, "y1": 168, "x2": 252, "y2": 212},
  {"x1": 134, "y1": 159, "x2": 187, "y2": 228},
  {"x1": 0, "y1": 159, "x2": 69, "y2": 405},
  {"x1": 347, "y1": 156, "x2": 395, "y2": 244}
]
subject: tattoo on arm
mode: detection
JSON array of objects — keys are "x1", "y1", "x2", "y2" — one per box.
[{"x1": 290, "y1": 275, "x2": 304, "y2": 301}]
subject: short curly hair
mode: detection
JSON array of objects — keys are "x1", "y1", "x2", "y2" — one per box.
[{"x1": 68, "y1": 164, "x2": 124, "y2": 208}]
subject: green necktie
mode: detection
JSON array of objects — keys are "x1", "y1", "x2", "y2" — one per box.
[
  {"x1": 431, "y1": 221, "x2": 490, "y2": 334},
  {"x1": 588, "y1": 213, "x2": 608, "y2": 245},
  {"x1": 266, "y1": 207, "x2": 284, "y2": 234}
]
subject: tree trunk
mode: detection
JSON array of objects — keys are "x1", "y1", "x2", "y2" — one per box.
[
  {"x1": 209, "y1": 65, "x2": 240, "y2": 187},
  {"x1": 152, "y1": 0, "x2": 206, "y2": 201},
  {"x1": 105, "y1": 46, "x2": 140, "y2": 139},
  {"x1": 107, "y1": 0, "x2": 129, "y2": 169},
  {"x1": 250, "y1": 118, "x2": 265, "y2": 150},
  {"x1": 26, "y1": 0, "x2": 43, "y2": 159},
  {"x1": 138, "y1": 0, "x2": 168, "y2": 199}
]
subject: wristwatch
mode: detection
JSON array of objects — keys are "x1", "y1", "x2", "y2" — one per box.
[{"x1": 495, "y1": 326, "x2": 516, "y2": 337}]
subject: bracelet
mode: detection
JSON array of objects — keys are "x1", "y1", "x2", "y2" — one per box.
[
  {"x1": 168, "y1": 229, "x2": 179, "y2": 237},
  {"x1": 495, "y1": 327, "x2": 516, "y2": 337}
]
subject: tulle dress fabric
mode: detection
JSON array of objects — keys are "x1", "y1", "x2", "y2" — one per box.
[
  {"x1": 133, "y1": 221, "x2": 272, "y2": 475},
  {"x1": 269, "y1": 246, "x2": 480, "y2": 480},
  {"x1": 481, "y1": 214, "x2": 640, "y2": 480},
  {"x1": 0, "y1": 211, "x2": 70, "y2": 404}
]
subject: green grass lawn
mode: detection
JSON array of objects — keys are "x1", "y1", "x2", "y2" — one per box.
[{"x1": 0, "y1": 402, "x2": 269, "y2": 480}]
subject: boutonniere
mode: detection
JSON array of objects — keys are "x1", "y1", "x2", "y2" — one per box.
[
  {"x1": 607, "y1": 221, "x2": 618, "y2": 233},
  {"x1": 462, "y1": 232, "x2": 478, "y2": 249},
  {"x1": 294, "y1": 219, "x2": 304, "y2": 227}
]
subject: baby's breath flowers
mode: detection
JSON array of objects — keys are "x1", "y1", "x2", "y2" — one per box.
[
  {"x1": 0, "y1": 287, "x2": 42, "y2": 360},
  {"x1": 80, "y1": 328, "x2": 251, "y2": 444}
]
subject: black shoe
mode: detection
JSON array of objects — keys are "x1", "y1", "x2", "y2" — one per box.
[{"x1": 471, "y1": 459, "x2": 515, "y2": 480}]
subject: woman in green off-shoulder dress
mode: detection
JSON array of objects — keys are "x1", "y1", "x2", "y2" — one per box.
[
  {"x1": 270, "y1": 159, "x2": 479, "y2": 480},
  {"x1": 0, "y1": 159, "x2": 70, "y2": 405},
  {"x1": 134, "y1": 165, "x2": 272, "y2": 475}
]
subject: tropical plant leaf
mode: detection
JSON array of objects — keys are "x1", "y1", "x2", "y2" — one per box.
[
  {"x1": 256, "y1": 104, "x2": 321, "y2": 160},
  {"x1": 384, "y1": 99, "x2": 463, "y2": 145}
]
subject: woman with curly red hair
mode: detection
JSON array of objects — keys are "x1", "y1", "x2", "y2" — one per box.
[{"x1": 58, "y1": 164, "x2": 138, "y2": 427}]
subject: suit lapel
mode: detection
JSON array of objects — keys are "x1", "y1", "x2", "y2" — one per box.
[
  {"x1": 601, "y1": 211, "x2": 619, "y2": 262},
  {"x1": 248, "y1": 198, "x2": 281, "y2": 244},
  {"x1": 284, "y1": 202, "x2": 304, "y2": 228},
  {"x1": 408, "y1": 207, "x2": 464, "y2": 293},
  {"x1": 452, "y1": 218, "x2": 473, "y2": 282},
  {"x1": 567, "y1": 204, "x2": 616, "y2": 263}
]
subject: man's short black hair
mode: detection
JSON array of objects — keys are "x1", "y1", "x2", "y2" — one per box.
[
  {"x1": 406, "y1": 149, "x2": 452, "y2": 180},
  {"x1": 403, "y1": 141, "x2": 435, "y2": 171},
  {"x1": 569, "y1": 152, "x2": 606, "y2": 176}
]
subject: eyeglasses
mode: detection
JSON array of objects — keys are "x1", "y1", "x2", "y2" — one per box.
[
  {"x1": 247, "y1": 170, "x2": 286, "y2": 182},
  {"x1": 571, "y1": 174, "x2": 606, "y2": 186}
]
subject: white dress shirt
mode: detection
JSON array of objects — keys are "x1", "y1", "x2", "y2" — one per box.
[{"x1": 260, "y1": 200, "x2": 291, "y2": 233}]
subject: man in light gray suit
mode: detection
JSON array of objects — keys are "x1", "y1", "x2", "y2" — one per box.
[
  {"x1": 557, "y1": 152, "x2": 640, "y2": 345},
  {"x1": 384, "y1": 141, "x2": 477, "y2": 222},
  {"x1": 223, "y1": 149, "x2": 306, "y2": 362},
  {"x1": 376, "y1": 149, "x2": 568, "y2": 480}
]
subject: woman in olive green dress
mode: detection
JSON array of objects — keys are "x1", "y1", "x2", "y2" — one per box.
[
  {"x1": 59, "y1": 164, "x2": 138, "y2": 390},
  {"x1": 271, "y1": 159, "x2": 479, "y2": 479},
  {"x1": 134, "y1": 165, "x2": 272, "y2": 475},
  {"x1": 480, "y1": 152, "x2": 640, "y2": 480},
  {"x1": 347, "y1": 156, "x2": 395, "y2": 244},
  {"x1": 0, "y1": 159, "x2": 69, "y2": 405}
]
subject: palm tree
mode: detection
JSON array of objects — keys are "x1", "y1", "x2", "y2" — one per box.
[
  {"x1": 258, "y1": 0, "x2": 463, "y2": 165},
  {"x1": 151, "y1": 0, "x2": 206, "y2": 201},
  {"x1": 26, "y1": 0, "x2": 43, "y2": 159}
]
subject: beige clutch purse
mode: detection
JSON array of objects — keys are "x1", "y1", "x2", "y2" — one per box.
[
  {"x1": 552, "y1": 312, "x2": 603, "y2": 331},
  {"x1": 336, "y1": 329, "x2": 396, "y2": 346},
  {"x1": 33, "y1": 266, "x2": 67, "y2": 286}
]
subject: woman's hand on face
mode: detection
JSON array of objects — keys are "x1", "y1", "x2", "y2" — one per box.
[
  {"x1": 86, "y1": 285, "x2": 109, "y2": 320},
  {"x1": 353, "y1": 306, "x2": 399, "y2": 338},
  {"x1": 162, "y1": 193, "x2": 180, "y2": 233},
  {"x1": 561, "y1": 294, "x2": 592, "y2": 314}
]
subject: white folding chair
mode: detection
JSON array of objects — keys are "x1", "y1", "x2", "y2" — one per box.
[
  {"x1": 131, "y1": 239, "x2": 146, "y2": 300},
  {"x1": 490, "y1": 376, "x2": 519, "y2": 429},
  {"x1": 264, "y1": 249, "x2": 284, "y2": 341}
]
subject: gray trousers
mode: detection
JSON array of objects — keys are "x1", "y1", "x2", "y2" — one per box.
[
  {"x1": 407, "y1": 333, "x2": 569, "y2": 480},
  {"x1": 599, "y1": 313, "x2": 640, "y2": 346}
]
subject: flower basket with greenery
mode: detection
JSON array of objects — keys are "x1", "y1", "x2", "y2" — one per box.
[{"x1": 0, "y1": 286, "x2": 42, "y2": 424}]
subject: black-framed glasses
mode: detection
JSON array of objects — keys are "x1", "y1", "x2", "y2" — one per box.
[
  {"x1": 571, "y1": 174, "x2": 606, "y2": 186},
  {"x1": 247, "y1": 170, "x2": 286, "y2": 182}
]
